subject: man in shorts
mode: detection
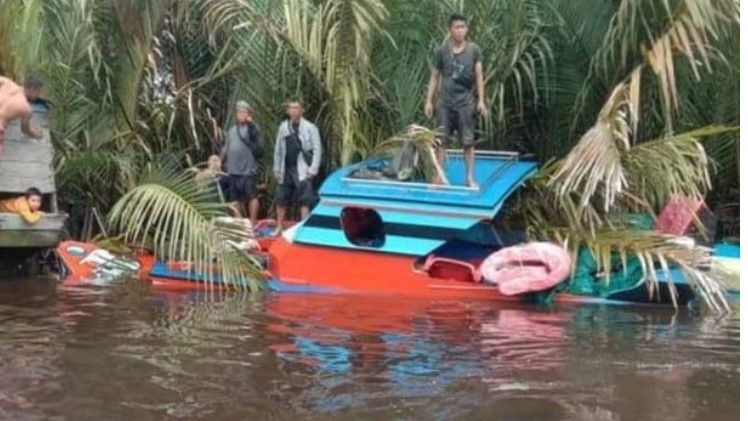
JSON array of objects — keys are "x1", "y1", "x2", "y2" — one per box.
[
  {"x1": 220, "y1": 100, "x2": 262, "y2": 224},
  {"x1": 424, "y1": 13, "x2": 487, "y2": 188},
  {"x1": 272, "y1": 99, "x2": 322, "y2": 235}
]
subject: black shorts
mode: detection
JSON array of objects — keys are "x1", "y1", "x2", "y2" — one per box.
[
  {"x1": 436, "y1": 102, "x2": 478, "y2": 147},
  {"x1": 275, "y1": 179, "x2": 316, "y2": 208},
  {"x1": 220, "y1": 174, "x2": 258, "y2": 202}
]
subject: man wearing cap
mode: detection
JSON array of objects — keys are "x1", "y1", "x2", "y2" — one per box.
[{"x1": 220, "y1": 100, "x2": 262, "y2": 225}]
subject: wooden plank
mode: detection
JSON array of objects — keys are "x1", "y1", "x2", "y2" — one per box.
[
  {"x1": 0, "y1": 231, "x2": 61, "y2": 248},
  {"x1": 0, "y1": 117, "x2": 56, "y2": 193},
  {"x1": 0, "y1": 138, "x2": 54, "y2": 163},
  {"x1": 0, "y1": 172, "x2": 55, "y2": 193},
  {"x1": 0, "y1": 212, "x2": 66, "y2": 230},
  {"x1": 0, "y1": 161, "x2": 55, "y2": 177},
  {"x1": 0, "y1": 213, "x2": 66, "y2": 248},
  {"x1": 0, "y1": 177, "x2": 56, "y2": 195}
]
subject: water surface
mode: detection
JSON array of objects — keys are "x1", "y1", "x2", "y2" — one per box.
[{"x1": 0, "y1": 277, "x2": 739, "y2": 420}]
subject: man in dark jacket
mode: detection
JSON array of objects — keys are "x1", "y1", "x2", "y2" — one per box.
[{"x1": 221, "y1": 100, "x2": 262, "y2": 224}]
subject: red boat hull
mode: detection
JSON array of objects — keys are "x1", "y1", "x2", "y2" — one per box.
[
  {"x1": 55, "y1": 239, "x2": 633, "y2": 305},
  {"x1": 57, "y1": 241, "x2": 230, "y2": 292},
  {"x1": 268, "y1": 237, "x2": 525, "y2": 301}
]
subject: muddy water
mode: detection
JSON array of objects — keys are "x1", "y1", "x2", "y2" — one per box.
[{"x1": 0, "y1": 277, "x2": 739, "y2": 420}]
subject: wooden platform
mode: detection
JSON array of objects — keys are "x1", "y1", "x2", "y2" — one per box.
[
  {"x1": 0, "y1": 108, "x2": 67, "y2": 248},
  {"x1": 0, "y1": 213, "x2": 66, "y2": 247},
  {"x1": 0, "y1": 117, "x2": 55, "y2": 193}
]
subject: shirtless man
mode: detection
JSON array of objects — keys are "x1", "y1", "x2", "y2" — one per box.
[{"x1": 0, "y1": 76, "x2": 34, "y2": 156}]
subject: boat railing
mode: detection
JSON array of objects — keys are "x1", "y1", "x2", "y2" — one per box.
[
  {"x1": 342, "y1": 149, "x2": 523, "y2": 192},
  {"x1": 341, "y1": 176, "x2": 480, "y2": 191},
  {"x1": 445, "y1": 149, "x2": 520, "y2": 159}
]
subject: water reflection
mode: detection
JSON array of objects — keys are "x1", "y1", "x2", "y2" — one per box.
[
  {"x1": 0, "y1": 278, "x2": 739, "y2": 420},
  {"x1": 259, "y1": 293, "x2": 738, "y2": 419}
]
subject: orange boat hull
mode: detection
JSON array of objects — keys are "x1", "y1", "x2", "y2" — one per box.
[
  {"x1": 57, "y1": 241, "x2": 230, "y2": 292},
  {"x1": 268, "y1": 237, "x2": 525, "y2": 301},
  {"x1": 55, "y1": 239, "x2": 618, "y2": 305}
]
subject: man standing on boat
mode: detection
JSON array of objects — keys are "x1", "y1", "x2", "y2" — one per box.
[
  {"x1": 272, "y1": 99, "x2": 322, "y2": 236},
  {"x1": 220, "y1": 100, "x2": 262, "y2": 225},
  {"x1": 424, "y1": 13, "x2": 487, "y2": 188}
]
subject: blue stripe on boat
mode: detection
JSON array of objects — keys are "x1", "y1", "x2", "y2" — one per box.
[
  {"x1": 294, "y1": 226, "x2": 444, "y2": 255},
  {"x1": 714, "y1": 242, "x2": 739, "y2": 259},
  {"x1": 149, "y1": 260, "x2": 226, "y2": 284},
  {"x1": 266, "y1": 278, "x2": 339, "y2": 294},
  {"x1": 312, "y1": 203, "x2": 479, "y2": 229}
]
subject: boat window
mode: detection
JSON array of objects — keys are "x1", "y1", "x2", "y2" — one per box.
[{"x1": 341, "y1": 207, "x2": 385, "y2": 248}]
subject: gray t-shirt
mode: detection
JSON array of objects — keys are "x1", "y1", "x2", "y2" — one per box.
[
  {"x1": 431, "y1": 41, "x2": 483, "y2": 107},
  {"x1": 223, "y1": 123, "x2": 261, "y2": 176}
]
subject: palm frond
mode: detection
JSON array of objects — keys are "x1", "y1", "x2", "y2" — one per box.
[
  {"x1": 369, "y1": 124, "x2": 446, "y2": 183},
  {"x1": 528, "y1": 227, "x2": 730, "y2": 312},
  {"x1": 623, "y1": 126, "x2": 737, "y2": 210},
  {"x1": 596, "y1": 0, "x2": 737, "y2": 75},
  {"x1": 641, "y1": 1, "x2": 737, "y2": 131},
  {"x1": 549, "y1": 81, "x2": 631, "y2": 212},
  {"x1": 56, "y1": 147, "x2": 140, "y2": 209},
  {"x1": 108, "y1": 163, "x2": 263, "y2": 290},
  {"x1": 479, "y1": 0, "x2": 553, "y2": 130},
  {"x1": 202, "y1": 0, "x2": 389, "y2": 165},
  {"x1": 575, "y1": 0, "x2": 738, "y2": 132}
]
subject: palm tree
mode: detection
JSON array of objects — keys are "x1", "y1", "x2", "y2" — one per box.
[
  {"x1": 0, "y1": 0, "x2": 738, "y2": 296},
  {"x1": 525, "y1": 0, "x2": 738, "y2": 311},
  {"x1": 201, "y1": 0, "x2": 390, "y2": 167}
]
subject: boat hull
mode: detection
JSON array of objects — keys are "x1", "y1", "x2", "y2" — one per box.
[
  {"x1": 267, "y1": 237, "x2": 692, "y2": 305},
  {"x1": 268, "y1": 236, "x2": 521, "y2": 300},
  {"x1": 56, "y1": 241, "x2": 226, "y2": 292},
  {"x1": 57, "y1": 239, "x2": 700, "y2": 307}
]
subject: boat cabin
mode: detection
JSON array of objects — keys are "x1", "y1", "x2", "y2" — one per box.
[
  {"x1": 0, "y1": 107, "x2": 66, "y2": 249},
  {"x1": 289, "y1": 149, "x2": 537, "y2": 258}
]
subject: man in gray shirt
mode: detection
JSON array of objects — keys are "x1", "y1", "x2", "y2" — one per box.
[
  {"x1": 424, "y1": 13, "x2": 487, "y2": 188},
  {"x1": 221, "y1": 100, "x2": 262, "y2": 224}
]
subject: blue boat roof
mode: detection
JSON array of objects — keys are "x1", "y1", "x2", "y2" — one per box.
[
  {"x1": 319, "y1": 151, "x2": 536, "y2": 212},
  {"x1": 292, "y1": 150, "x2": 537, "y2": 256}
]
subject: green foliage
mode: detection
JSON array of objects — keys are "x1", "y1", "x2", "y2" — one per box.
[
  {"x1": 369, "y1": 125, "x2": 446, "y2": 183},
  {"x1": 108, "y1": 162, "x2": 263, "y2": 290},
  {"x1": 0, "y1": 0, "x2": 738, "y2": 300},
  {"x1": 2, "y1": 0, "x2": 738, "y2": 215}
]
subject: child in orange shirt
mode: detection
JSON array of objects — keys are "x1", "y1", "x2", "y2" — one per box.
[{"x1": 0, "y1": 187, "x2": 43, "y2": 224}]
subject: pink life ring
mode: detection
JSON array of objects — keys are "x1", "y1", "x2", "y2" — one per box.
[{"x1": 479, "y1": 242, "x2": 572, "y2": 296}]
